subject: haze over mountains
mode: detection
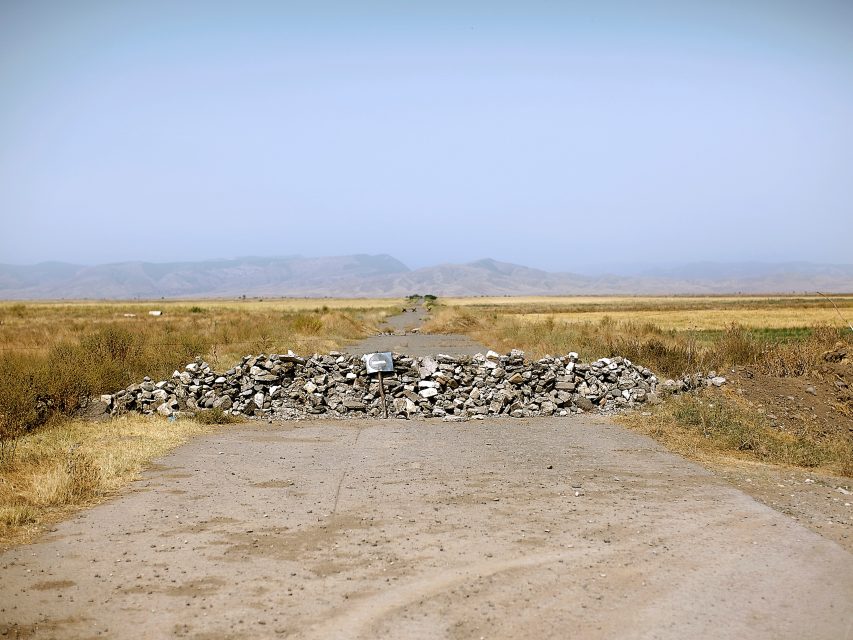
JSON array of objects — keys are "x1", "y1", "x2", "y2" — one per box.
[{"x1": 0, "y1": 256, "x2": 851, "y2": 300}]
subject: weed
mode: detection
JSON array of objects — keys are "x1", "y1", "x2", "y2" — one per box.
[
  {"x1": 621, "y1": 392, "x2": 852, "y2": 475},
  {"x1": 0, "y1": 415, "x2": 220, "y2": 545},
  {"x1": 194, "y1": 408, "x2": 241, "y2": 425}
]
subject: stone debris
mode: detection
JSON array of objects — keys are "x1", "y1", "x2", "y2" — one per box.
[
  {"x1": 822, "y1": 342, "x2": 849, "y2": 364},
  {"x1": 659, "y1": 371, "x2": 728, "y2": 393},
  {"x1": 103, "y1": 350, "x2": 725, "y2": 421}
]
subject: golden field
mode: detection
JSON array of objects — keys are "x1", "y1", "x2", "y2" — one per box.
[
  {"x1": 517, "y1": 307, "x2": 849, "y2": 331},
  {"x1": 440, "y1": 295, "x2": 853, "y2": 330}
]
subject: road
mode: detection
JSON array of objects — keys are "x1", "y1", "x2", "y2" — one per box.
[{"x1": 1, "y1": 417, "x2": 852, "y2": 639}]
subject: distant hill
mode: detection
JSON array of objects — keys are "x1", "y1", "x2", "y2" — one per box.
[{"x1": 0, "y1": 255, "x2": 851, "y2": 299}]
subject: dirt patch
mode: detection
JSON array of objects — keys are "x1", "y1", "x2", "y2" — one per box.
[
  {"x1": 727, "y1": 360, "x2": 853, "y2": 439},
  {"x1": 31, "y1": 579, "x2": 75, "y2": 591}
]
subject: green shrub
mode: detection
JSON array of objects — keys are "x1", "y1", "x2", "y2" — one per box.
[{"x1": 0, "y1": 354, "x2": 45, "y2": 463}]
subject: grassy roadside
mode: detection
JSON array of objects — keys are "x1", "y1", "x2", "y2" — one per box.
[
  {"x1": 0, "y1": 414, "x2": 236, "y2": 547},
  {"x1": 0, "y1": 298, "x2": 399, "y2": 545},
  {"x1": 424, "y1": 300, "x2": 853, "y2": 477},
  {"x1": 0, "y1": 301, "x2": 397, "y2": 443},
  {"x1": 618, "y1": 391, "x2": 853, "y2": 477}
]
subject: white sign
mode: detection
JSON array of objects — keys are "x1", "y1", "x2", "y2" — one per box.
[{"x1": 363, "y1": 352, "x2": 394, "y2": 374}]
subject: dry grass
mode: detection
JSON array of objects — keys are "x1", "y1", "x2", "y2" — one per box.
[
  {"x1": 518, "y1": 307, "x2": 848, "y2": 330},
  {"x1": 0, "y1": 299, "x2": 399, "y2": 444},
  {"x1": 424, "y1": 302, "x2": 852, "y2": 378},
  {"x1": 0, "y1": 299, "x2": 398, "y2": 362},
  {"x1": 0, "y1": 414, "x2": 225, "y2": 547},
  {"x1": 619, "y1": 391, "x2": 853, "y2": 477},
  {"x1": 441, "y1": 294, "x2": 853, "y2": 312}
]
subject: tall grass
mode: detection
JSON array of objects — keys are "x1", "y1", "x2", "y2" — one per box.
[
  {"x1": 621, "y1": 392, "x2": 853, "y2": 477},
  {"x1": 0, "y1": 415, "x2": 217, "y2": 546},
  {"x1": 0, "y1": 302, "x2": 394, "y2": 455},
  {"x1": 424, "y1": 307, "x2": 850, "y2": 378}
]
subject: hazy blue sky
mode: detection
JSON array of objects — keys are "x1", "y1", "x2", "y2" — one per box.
[{"x1": 1, "y1": 1, "x2": 851, "y2": 271}]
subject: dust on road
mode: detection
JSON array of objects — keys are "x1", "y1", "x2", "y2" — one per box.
[{"x1": 2, "y1": 417, "x2": 852, "y2": 639}]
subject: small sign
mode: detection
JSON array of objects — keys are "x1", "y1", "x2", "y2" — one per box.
[{"x1": 363, "y1": 352, "x2": 394, "y2": 374}]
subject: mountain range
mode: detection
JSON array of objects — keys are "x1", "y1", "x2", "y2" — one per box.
[{"x1": 0, "y1": 256, "x2": 851, "y2": 299}]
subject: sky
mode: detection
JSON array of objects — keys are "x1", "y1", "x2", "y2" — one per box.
[{"x1": 1, "y1": 0, "x2": 852, "y2": 272}]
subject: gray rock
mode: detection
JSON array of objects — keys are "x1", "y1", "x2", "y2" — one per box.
[
  {"x1": 575, "y1": 396, "x2": 595, "y2": 411},
  {"x1": 213, "y1": 396, "x2": 233, "y2": 410}
]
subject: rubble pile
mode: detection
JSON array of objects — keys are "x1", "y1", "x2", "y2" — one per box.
[{"x1": 104, "y1": 350, "x2": 724, "y2": 421}]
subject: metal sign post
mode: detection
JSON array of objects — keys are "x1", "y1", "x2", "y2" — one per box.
[
  {"x1": 363, "y1": 352, "x2": 394, "y2": 419},
  {"x1": 378, "y1": 371, "x2": 388, "y2": 419}
]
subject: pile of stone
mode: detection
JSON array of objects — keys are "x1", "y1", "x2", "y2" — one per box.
[{"x1": 103, "y1": 350, "x2": 723, "y2": 421}]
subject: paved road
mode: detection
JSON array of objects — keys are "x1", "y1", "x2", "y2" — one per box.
[
  {"x1": 346, "y1": 306, "x2": 488, "y2": 358},
  {"x1": 2, "y1": 417, "x2": 852, "y2": 639}
]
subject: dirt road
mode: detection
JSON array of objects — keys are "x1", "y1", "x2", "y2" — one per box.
[{"x1": 2, "y1": 417, "x2": 852, "y2": 639}]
